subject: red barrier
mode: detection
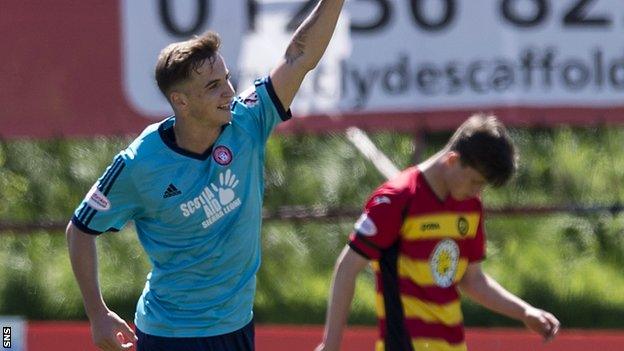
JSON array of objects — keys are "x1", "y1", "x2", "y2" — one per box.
[{"x1": 27, "y1": 322, "x2": 624, "y2": 351}]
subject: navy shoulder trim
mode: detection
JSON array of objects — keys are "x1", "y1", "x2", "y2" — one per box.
[
  {"x1": 257, "y1": 76, "x2": 292, "y2": 122},
  {"x1": 348, "y1": 241, "x2": 372, "y2": 260},
  {"x1": 71, "y1": 216, "x2": 103, "y2": 235},
  {"x1": 157, "y1": 117, "x2": 228, "y2": 161},
  {"x1": 355, "y1": 233, "x2": 382, "y2": 250}
]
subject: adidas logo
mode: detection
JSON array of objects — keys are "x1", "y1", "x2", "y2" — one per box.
[{"x1": 163, "y1": 184, "x2": 182, "y2": 198}]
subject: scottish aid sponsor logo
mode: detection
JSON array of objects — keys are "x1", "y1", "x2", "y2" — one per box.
[
  {"x1": 179, "y1": 170, "x2": 242, "y2": 228},
  {"x1": 211, "y1": 170, "x2": 241, "y2": 210}
]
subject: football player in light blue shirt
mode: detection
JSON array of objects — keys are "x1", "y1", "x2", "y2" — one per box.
[{"x1": 66, "y1": 1, "x2": 347, "y2": 350}]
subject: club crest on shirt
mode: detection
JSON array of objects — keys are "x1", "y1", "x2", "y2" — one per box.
[
  {"x1": 213, "y1": 146, "x2": 233, "y2": 166},
  {"x1": 457, "y1": 216, "x2": 469, "y2": 236},
  {"x1": 354, "y1": 213, "x2": 377, "y2": 236},
  {"x1": 430, "y1": 239, "x2": 459, "y2": 288},
  {"x1": 85, "y1": 184, "x2": 111, "y2": 211}
]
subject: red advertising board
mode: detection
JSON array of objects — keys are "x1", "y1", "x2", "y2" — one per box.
[{"x1": 1, "y1": 1, "x2": 146, "y2": 138}]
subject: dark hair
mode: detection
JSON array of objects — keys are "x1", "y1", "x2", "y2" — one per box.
[
  {"x1": 155, "y1": 31, "x2": 221, "y2": 98},
  {"x1": 446, "y1": 114, "x2": 517, "y2": 187}
]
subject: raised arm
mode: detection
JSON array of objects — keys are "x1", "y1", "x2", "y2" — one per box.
[
  {"x1": 66, "y1": 222, "x2": 136, "y2": 350},
  {"x1": 270, "y1": 0, "x2": 346, "y2": 110},
  {"x1": 458, "y1": 262, "x2": 560, "y2": 342}
]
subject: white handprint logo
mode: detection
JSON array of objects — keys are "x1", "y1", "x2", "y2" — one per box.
[{"x1": 211, "y1": 170, "x2": 239, "y2": 205}]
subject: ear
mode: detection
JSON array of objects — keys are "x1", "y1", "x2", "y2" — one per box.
[
  {"x1": 444, "y1": 151, "x2": 460, "y2": 166},
  {"x1": 169, "y1": 91, "x2": 188, "y2": 111}
]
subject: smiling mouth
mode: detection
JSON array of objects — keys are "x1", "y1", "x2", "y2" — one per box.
[{"x1": 217, "y1": 101, "x2": 231, "y2": 111}]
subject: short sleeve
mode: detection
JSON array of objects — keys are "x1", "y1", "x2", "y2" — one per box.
[
  {"x1": 464, "y1": 207, "x2": 486, "y2": 262},
  {"x1": 348, "y1": 184, "x2": 410, "y2": 260},
  {"x1": 232, "y1": 76, "x2": 292, "y2": 144},
  {"x1": 71, "y1": 154, "x2": 140, "y2": 235}
]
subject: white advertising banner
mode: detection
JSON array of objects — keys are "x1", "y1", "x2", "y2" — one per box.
[{"x1": 122, "y1": 0, "x2": 624, "y2": 119}]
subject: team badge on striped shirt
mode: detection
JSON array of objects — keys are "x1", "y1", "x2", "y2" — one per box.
[
  {"x1": 430, "y1": 239, "x2": 460, "y2": 288},
  {"x1": 457, "y1": 216, "x2": 469, "y2": 236}
]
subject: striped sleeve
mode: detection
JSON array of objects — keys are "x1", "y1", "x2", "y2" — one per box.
[
  {"x1": 349, "y1": 183, "x2": 410, "y2": 260},
  {"x1": 71, "y1": 154, "x2": 139, "y2": 235}
]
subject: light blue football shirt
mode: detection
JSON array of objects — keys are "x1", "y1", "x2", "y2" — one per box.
[{"x1": 72, "y1": 77, "x2": 291, "y2": 337}]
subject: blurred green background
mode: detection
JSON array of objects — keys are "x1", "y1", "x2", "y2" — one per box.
[{"x1": 1, "y1": 127, "x2": 624, "y2": 328}]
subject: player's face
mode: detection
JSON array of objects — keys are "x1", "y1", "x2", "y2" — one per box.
[
  {"x1": 183, "y1": 54, "x2": 235, "y2": 126},
  {"x1": 446, "y1": 155, "x2": 488, "y2": 201}
]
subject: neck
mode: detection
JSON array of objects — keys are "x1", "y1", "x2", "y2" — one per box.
[
  {"x1": 418, "y1": 151, "x2": 449, "y2": 201},
  {"x1": 173, "y1": 116, "x2": 222, "y2": 155}
]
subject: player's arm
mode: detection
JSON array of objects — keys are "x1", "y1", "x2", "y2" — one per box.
[
  {"x1": 66, "y1": 222, "x2": 136, "y2": 351},
  {"x1": 315, "y1": 246, "x2": 369, "y2": 351},
  {"x1": 270, "y1": 0, "x2": 346, "y2": 110},
  {"x1": 458, "y1": 262, "x2": 560, "y2": 341}
]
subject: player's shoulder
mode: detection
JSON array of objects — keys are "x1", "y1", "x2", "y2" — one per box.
[
  {"x1": 124, "y1": 119, "x2": 170, "y2": 163},
  {"x1": 232, "y1": 77, "x2": 270, "y2": 113},
  {"x1": 461, "y1": 195, "x2": 483, "y2": 210},
  {"x1": 382, "y1": 167, "x2": 419, "y2": 193},
  {"x1": 369, "y1": 167, "x2": 418, "y2": 205},
  {"x1": 103, "y1": 119, "x2": 170, "y2": 179}
]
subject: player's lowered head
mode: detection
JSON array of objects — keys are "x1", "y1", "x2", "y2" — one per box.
[
  {"x1": 438, "y1": 114, "x2": 517, "y2": 201},
  {"x1": 155, "y1": 31, "x2": 235, "y2": 128}
]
